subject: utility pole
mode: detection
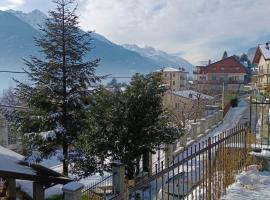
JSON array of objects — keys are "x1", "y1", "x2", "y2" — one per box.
[{"x1": 222, "y1": 82, "x2": 225, "y2": 110}]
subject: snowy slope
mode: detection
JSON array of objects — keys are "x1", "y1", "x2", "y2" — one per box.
[{"x1": 222, "y1": 165, "x2": 270, "y2": 200}]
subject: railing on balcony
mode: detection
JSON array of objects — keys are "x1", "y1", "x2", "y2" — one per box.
[
  {"x1": 257, "y1": 69, "x2": 270, "y2": 75},
  {"x1": 194, "y1": 80, "x2": 245, "y2": 84},
  {"x1": 256, "y1": 83, "x2": 270, "y2": 89}
]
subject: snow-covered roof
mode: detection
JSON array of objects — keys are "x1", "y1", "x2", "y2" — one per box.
[
  {"x1": 172, "y1": 90, "x2": 214, "y2": 100},
  {"x1": 253, "y1": 43, "x2": 270, "y2": 63},
  {"x1": 156, "y1": 67, "x2": 187, "y2": 72},
  {"x1": 0, "y1": 145, "x2": 36, "y2": 176},
  {"x1": 0, "y1": 145, "x2": 70, "y2": 184},
  {"x1": 259, "y1": 44, "x2": 270, "y2": 60}
]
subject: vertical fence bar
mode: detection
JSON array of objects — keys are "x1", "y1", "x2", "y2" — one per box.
[
  {"x1": 186, "y1": 148, "x2": 189, "y2": 199},
  {"x1": 202, "y1": 141, "x2": 205, "y2": 200},
  {"x1": 195, "y1": 144, "x2": 197, "y2": 200},
  {"x1": 198, "y1": 142, "x2": 201, "y2": 200},
  {"x1": 161, "y1": 161, "x2": 164, "y2": 200},
  {"x1": 207, "y1": 137, "x2": 212, "y2": 200}
]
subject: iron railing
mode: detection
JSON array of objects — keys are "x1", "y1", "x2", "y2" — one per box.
[
  {"x1": 83, "y1": 174, "x2": 114, "y2": 199},
  {"x1": 111, "y1": 123, "x2": 248, "y2": 200}
]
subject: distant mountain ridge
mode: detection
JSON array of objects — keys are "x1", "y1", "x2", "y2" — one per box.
[
  {"x1": 122, "y1": 44, "x2": 193, "y2": 75},
  {"x1": 0, "y1": 9, "x2": 194, "y2": 91}
]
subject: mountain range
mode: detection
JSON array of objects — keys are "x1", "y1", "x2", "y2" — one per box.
[{"x1": 0, "y1": 9, "x2": 194, "y2": 92}]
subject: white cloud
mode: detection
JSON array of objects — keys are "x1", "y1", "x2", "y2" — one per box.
[
  {"x1": 1, "y1": 0, "x2": 270, "y2": 64},
  {"x1": 0, "y1": 0, "x2": 24, "y2": 10},
  {"x1": 78, "y1": 0, "x2": 270, "y2": 64}
]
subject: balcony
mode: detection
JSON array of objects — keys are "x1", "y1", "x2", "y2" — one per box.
[
  {"x1": 194, "y1": 80, "x2": 245, "y2": 84},
  {"x1": 258, "y1": 69, "x2": 270, "y2": 75},
  {"x1": 256, "y1": 83, "x2": 270, "y2": 89}
]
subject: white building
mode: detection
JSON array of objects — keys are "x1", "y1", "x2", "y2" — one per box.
[
  {"x1": 157, "y1": 67, "x2": 188, "y2": 91},
  {"x1": 253, "y1": 42, "x2": 270, "y2": 92}
]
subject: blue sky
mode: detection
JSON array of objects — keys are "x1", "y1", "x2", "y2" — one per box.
[{"x1": 1, "y1": 0, "x2": 270, "y2": 64}]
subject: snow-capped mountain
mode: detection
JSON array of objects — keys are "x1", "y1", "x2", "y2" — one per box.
[
  {"x1": 0, "y1": 9, "x2": 194, "y2": 91},
  {"x1": 122, "y1": 44, "x2": 194, "y2": 75},
  {"x1": 7, "y1": 9, "x2": 47, "y2": 30}
]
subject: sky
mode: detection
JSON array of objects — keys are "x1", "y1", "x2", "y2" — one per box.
[{"x1": 1, "y1": 0, "x2": 270, "y2": 64}]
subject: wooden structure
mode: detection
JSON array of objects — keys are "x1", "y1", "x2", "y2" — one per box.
[{"x1": 0, "y1": 145, "x2": 71, "y2": 200}]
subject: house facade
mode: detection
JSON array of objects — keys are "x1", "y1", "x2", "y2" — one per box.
[
  {"x1": 252, "y1": 43, "x2": 270, "y2": 93},
  {"x1": 157, "y1": 67, "x2": 188, "y2": 91},
  {"x1": 163, "y1": 90, "x2": 215, "y2": 127},
  {"x1": 194, "y1": 56, "x2": 247, "y2": 93}
]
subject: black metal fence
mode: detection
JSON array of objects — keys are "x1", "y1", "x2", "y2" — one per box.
[
  {"x1": 82, "y1": 174, "x2": 114, "y2": 200},
  {"x1": 249, "y1": 95, "x2": 270, "y2": 148},
  {"x1": 112, "y1": 123, "x2": 248, "y2": 200}
]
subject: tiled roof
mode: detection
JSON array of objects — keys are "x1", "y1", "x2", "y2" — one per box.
[
  {"x1": 197, "y1": 56, "x2": 246, "y2": 74},
  {"x1": 156, "y1": 67, "x2": 187, "y2": 72}
]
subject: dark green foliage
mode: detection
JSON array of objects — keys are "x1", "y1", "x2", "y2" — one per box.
[
  {"x1": 222, "y1": 51, "x2": 228, "y2": 59},
  {"x1": 106, "y1": 78, "x2": 127, "y2": 89},
  {"x1": 73, "y1": 73, "x2": 181, "y2": 179},
  {"x1": 12, "y1": 0, "x2": 100, "y2": 175},
  {"x1": 231, "y1": 97, "x2": 238, "y2": 107},
  {"x1": 234, "y1": 53, "x2": 252, "y2": 82}
]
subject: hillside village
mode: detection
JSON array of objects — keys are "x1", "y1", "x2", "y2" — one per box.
[{"x1": 0, "y1": 1, "x2": 270, "y2": 200}]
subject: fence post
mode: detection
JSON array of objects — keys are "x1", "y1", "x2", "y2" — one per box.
[
  {"x1": 207, "y1": 137, "x2": 212, "y2": 200},
  {"x1": 112, "y1": 160, "x2": 125, "y2": 196},
  {"x1": 249, "y1": 95, "x2": 252, "y2": 132},
  {"x1": 62, "y1": 182, "x2": 84, "y2": 200}
]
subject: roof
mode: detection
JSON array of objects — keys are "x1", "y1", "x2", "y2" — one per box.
[
  {"x1": 196, "y1": 56, "x2": 246, "y2": 74},
  {"x1": 157, "y1": 67, "x2": 187, "y2": 73},
  {"x1": 0, "y1": 145, "x2": 71, "y2": 186},
  {"x1": 172, "y1": 90, "x2": 214, "y2": 100},
  {"x1": 253, "y1": 43, "x2": 270, "y2": 64}
]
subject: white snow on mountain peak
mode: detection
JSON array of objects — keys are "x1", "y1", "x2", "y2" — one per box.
[
  {"x1": 7, "y1": 9, "x2": 47, "y2": 30},
  {"x1": 122, "y1": 44, "x2": 194, "y2": 75}
]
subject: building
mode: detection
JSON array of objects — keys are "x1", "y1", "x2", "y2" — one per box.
[
  {"x1": 163, "y1": 90, "x2": 215, "y2": 127},
  {"x1": 0, "y1": 114, "x2": 17, "y2": 150},
  {"x1": 194, "y1": 56, "x2": 247, "y2": 93},
  {"x1": 252, "y1": 42, "x2": 270, "y2": 93},
  {"x1": 157, "y1": 67, "x2": 188, "y2": 91}
]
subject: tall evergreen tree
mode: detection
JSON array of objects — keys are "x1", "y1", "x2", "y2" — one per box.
[{"x1": 13, "y1": 0, "x2": 100, "y2": 175}]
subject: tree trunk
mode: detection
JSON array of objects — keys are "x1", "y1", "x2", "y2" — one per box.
[
  {"x1": 62, "y1": 138, "x2": 68, "y2": 176},
  {"x1": 142, "y1": 152, "x2": 150, "y2": 172},
  {"x1": 61, "y1": 2, "x2": 68, "y2": 176}
]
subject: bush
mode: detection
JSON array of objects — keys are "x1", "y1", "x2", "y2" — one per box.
[{"x1": 231, "y1": 98, "x2": 238, "y2": 107}]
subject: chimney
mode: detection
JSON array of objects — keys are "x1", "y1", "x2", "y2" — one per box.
[
  {"x1": 266, "y1": 42, "x2": 269, "y2": 50},
  {"x1": 208, "y1": 59, "x2": 211, "y2": 65}
]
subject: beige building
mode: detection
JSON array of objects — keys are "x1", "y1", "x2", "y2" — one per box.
[
  {"x1": 164, "y1": 90, "x2": 214, "y2": 127},
  {"x1": 253, "y1": 43, "x2": 270, "y2": 93},
  {"x1": 158, "y1": 67, "x2": 188, "y2": 91}
]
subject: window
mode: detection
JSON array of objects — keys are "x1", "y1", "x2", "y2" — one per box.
[
  {"x1": 236, "y1": 67, "x2": 240, "y2": 70},
  {"x1": 221, "y1": 67, "x2": 224, "y2": 70},
  {"x1": 173, "y1": 81, "x2": 175, "y2": 85},
  {"x1": 173, "y1": 73, "x2": 175, "y2": 77},
  {"x1": 213, "y1": 67, "x2": 216, "y2": 70},
  {"x1": 164, "y1": 73, "x2": 167, "y2": 77}
]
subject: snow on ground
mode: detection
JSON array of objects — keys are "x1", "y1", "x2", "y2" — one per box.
[
  {"x1": 222, "y1": 165, "x2": 270, "y2": 200},
  {"x1": 209, "y1": 100, "x2": 248, "y2": 138},
  {"x1": 151, "y1": 100, "x2": 249, "y2": 174}
]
